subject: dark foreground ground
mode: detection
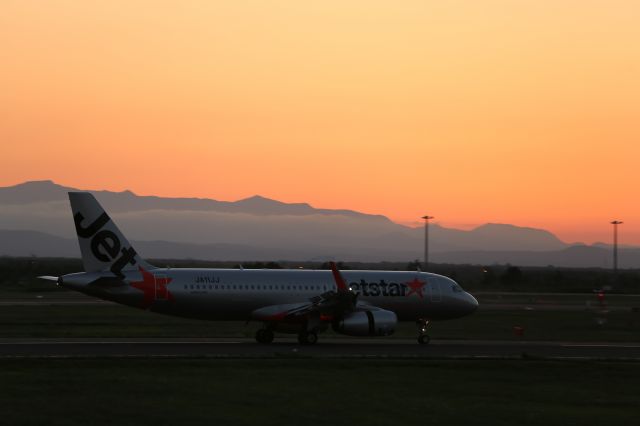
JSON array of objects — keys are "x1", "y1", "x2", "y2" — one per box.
[
  {"x1": 2, "y1": 338, "x2": 640, "y2": 359},
  {"x1": 1, "y1": 358, "x2": 639, "y2": 426}
]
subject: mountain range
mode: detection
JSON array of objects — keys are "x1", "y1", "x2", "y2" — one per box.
[{"x1": 0, "y1": 180, "x2": 637, "y2": 268}]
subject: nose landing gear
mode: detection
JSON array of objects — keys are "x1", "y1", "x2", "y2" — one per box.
[{"x1": 416, "y1": 319, "x2": 431, "y2": 345}]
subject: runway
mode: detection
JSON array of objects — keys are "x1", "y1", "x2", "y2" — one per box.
[
  {"x1": 1, "y1": 338, "x2": 640, "y2": 360},
  {"x1": 3, "y1": 294, "x2": 639, "y2": 312}
]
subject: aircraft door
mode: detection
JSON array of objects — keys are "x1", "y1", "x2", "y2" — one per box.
[{"x1": 429, "y1": 279, "x2": 442, "y2": 303}]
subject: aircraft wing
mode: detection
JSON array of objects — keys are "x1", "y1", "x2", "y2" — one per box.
[
  {"x1": 251, "y1": 300, "x2": 385, "y2": 322},
  {"x1": 251, "y1": 262, "x2": 372, "y2": 323}
]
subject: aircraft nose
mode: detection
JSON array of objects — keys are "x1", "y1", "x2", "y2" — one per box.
[{"x1": 464, "y1": 292, "x2": 479, "y2": 314}]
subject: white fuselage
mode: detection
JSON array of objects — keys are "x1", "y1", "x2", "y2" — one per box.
[{"x1": 62, "y1": 268, "x2": 478, "y2": 322}]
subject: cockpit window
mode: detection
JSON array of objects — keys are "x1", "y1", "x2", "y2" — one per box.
[{"x1": 451, "y1": 284, "x2": 463, "y2": 293}]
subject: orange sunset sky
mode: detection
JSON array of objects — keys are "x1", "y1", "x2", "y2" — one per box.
[{"x1": 1, "y1": 1, "x2": 639, "y2": 245}]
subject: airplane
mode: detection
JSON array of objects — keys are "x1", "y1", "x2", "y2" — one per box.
[{"x1": 39, "y1": 192, "x2": 478, "y2": 345}]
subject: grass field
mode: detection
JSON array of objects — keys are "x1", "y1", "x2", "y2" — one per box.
[
  {"x1": 5, "y1": 289, "x2": 640, "y2": 305},
  {"x1": 1, "y1": 304, "x2": 639, "y2": 341},
  {"x1": 1, "y1": 358, "x2": 638, "y2": 426}
]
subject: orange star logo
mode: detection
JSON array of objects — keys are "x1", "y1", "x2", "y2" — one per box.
[
  {"x1": 405, "y1": 278, "x2": 426, "y2": 299},
  {"x1": 130, "y1": 267, "x2": 174, "y2": 309}
]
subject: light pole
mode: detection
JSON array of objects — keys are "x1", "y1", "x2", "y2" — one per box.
[
  {"x1": 611, "y1": 220, "x2": 623, "y2": 283},
  {"x1": 421, "y1": 215, "x2": 434, "y2": 270}
]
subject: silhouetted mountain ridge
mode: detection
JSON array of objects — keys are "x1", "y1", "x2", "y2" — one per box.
[
  {"x1": 2, "y1": 229, "x2": 638, "y2": 268},
  {"x1": 0, "y1": 180, "x2": 620, "y2": 265},
  {"x1": 0, "y1": 180, "x2": 390, "y2": 221}
]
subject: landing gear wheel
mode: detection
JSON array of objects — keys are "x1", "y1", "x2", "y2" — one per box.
[
  {"x1": 255, "y1": 328, "x2": 274, "y2": 344},
  {"x1": 416, "y1": 318, "x2": 431, "y2": 345},
  {"x1": 297, "y1": 331, "x2": 318, "y2": 345}
]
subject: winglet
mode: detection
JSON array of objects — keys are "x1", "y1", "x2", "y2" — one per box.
[{"x1": 329, "y1": 261, "x2": 349, "y2": 292}]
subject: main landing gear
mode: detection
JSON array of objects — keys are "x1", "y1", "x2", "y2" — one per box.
[
  {"x1": 255, "y1": 328, "x2": 274, "y2": 344},
  {"x1": 416, "y1": 319, "x2": 431, "y2": 345},
  {"x1": 297, "y1": 330, "x2": 318, "y2": 345}
]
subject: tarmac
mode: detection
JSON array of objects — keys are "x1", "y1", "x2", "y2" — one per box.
[
  {"x1": 2, "y1": 292, "x2": 639, "y2": 360},
  {"x1": 3, "y1": 293, "x2": 639, "y2": 312},
  {"x1": 1, "y1": 338, "x2": 639, "y2": 360}
]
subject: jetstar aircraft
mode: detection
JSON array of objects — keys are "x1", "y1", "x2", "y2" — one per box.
[{"x1": 40, "y1": 193, "x2": 478, "y2": 345}]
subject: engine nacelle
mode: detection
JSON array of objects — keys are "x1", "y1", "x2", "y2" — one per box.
[{"x1": 332, "y1": 310, "x2": 397, "y2": 336}]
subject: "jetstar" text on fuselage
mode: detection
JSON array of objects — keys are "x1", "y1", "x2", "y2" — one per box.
[{"x1": 349, "y1": 280, "x2": 413, "y2": 297}]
